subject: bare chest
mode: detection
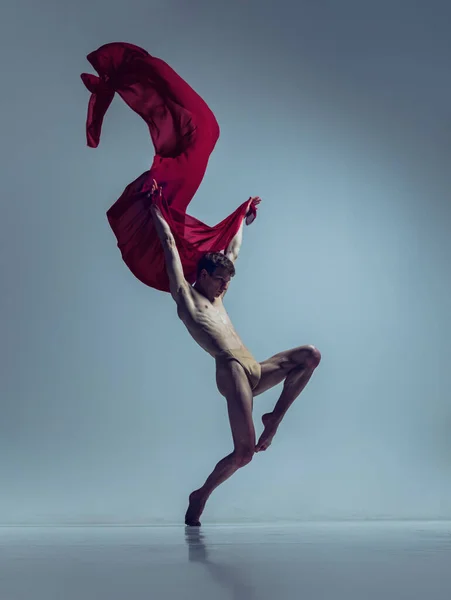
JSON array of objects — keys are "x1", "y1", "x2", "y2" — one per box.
[
  {"x1": 176, "y1": 291, "x2": 242, "y2": 352},
  {"x1": 202, "y1": 302, "x2": 230, "y2": 325},
  {"x1": 177, "y1": 296, "x2": 231, "y2": 328}
]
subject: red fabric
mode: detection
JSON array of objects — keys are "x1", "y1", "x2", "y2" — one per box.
[{"x1": 81, "y1": 42, "x2": 258, "y2": 292}]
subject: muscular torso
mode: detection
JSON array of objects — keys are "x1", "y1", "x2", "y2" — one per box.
[{"x1": 176, "y1": 286, "x2": 245, "y2": 357}]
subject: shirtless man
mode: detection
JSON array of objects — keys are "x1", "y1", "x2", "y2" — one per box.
[{"x1": 150, "y1": 182, "x2": 321, "y2": 526}]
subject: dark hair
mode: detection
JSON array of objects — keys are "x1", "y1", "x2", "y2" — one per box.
[{"x1": 196, "y1": 252, "x2": 235, "y2": 279}]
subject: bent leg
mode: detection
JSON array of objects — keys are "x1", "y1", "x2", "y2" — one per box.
[
  {"x1": 185, "y1": 360, "x2": 255, "y2": 526},
  {"x1": 252, "y1": 345, "x2": 321, "y2": 452}
]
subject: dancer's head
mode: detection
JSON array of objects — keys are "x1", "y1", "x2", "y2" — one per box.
[{"x1": 196, "y1": 252, "x2": 235, "y2": 299}]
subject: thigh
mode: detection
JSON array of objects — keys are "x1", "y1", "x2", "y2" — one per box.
[
  {"x1": 216, "y1": 359, "x2": 255, "y2": 451},
  {"x1": 253, "y1": 345, "x2": 316, "y2": 397}
]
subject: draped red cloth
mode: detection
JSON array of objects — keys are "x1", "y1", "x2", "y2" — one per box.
[{"x1": 81, "y1": 42, "x2": 258, "y2": 292}]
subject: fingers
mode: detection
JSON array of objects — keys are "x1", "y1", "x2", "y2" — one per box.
[{"x1": 150, "y1": 179, "x2": 164, "y2": 200}]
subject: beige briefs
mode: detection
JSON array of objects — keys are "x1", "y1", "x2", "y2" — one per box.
[{"x1": 216, "y1": 347, "x2": 262, "y2": 390}]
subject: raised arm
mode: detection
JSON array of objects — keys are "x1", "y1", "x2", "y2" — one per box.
[
  {"x1": 150, "y1": 191, "x2": 189, "y2": 303},
  {"x1": 224, "y1": 196, "x2": 261, "y2": 264},
  {"x1": 224, "y1": 219, "x2": 244, "y2": 264}
]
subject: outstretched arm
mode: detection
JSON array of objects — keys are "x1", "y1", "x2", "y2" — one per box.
[
  {"x1": 150, "y1": 183, "x2": 189, "y2": 302},
  {"x1": 224, "y1": 196, "x2": 261, "y2": 264}
]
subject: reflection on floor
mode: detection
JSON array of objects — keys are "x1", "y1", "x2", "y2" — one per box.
[{"x1": 1, "y1": 522, "x2": 451, "y2": 599}]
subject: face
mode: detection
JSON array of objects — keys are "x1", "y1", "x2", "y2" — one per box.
[{"x1": 202, "y1": 266, "x2": 231, "y2": 298}]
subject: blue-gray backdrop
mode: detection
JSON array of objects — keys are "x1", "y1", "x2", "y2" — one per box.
[{"x1": 1, "y1": 0, "x2": 450, "y2": 524}]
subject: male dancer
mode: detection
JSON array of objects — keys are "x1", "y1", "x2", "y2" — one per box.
[
  {"x1": 81, "y1": 43, "x2": 321, "y2": 526},
  {"x1": 150, "y1": 182, "x2": 321, "y2": 526}
]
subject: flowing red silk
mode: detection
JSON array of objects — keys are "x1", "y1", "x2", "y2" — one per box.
[{"x1": 81, "y1": 42, "x2": 258, "y2": 292}]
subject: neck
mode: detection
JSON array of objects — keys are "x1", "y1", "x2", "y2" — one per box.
[{"x1": 193, "y1": 282, "x2": 212, "y2": 301}]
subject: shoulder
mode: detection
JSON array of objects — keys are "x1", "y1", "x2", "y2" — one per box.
[{"x1": 171, "y1": 281, "x2": 194, "y2": 306}]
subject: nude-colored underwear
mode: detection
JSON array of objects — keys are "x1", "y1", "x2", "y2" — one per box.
[{"x1": 216, "y1": 348, "x2": 262, "y2": 390}]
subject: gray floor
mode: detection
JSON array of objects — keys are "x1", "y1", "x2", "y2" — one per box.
[{"x1": 1, "y1": 522, "x2": 451, "y2": 599}]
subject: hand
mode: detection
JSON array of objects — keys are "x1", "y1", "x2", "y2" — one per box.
[
  {"x1": 149, "y1": 180, "x2": 163, "y2": 216},
  {"x1": 245, "y1": 196, "x2": 261, "y2": 225},
  {"x1": 150, "y1": 178, "x2": 163, "y2": 200}
]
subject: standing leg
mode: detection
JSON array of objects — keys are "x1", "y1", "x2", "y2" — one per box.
[
  {"x1": 185, "y1": 360, "x2": 255, "y2": 526},
  {"x1": 252, "y1": 345, "x2": 321, "y2": 452}
]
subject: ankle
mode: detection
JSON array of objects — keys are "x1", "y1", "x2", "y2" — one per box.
[
  {"x1": 270, "y1": 411, "x2": 283, "y2": 425},
  {"x1": 191, "y1": 488, "x2": 208, "y2": 503}
]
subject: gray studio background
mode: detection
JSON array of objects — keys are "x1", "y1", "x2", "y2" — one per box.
[{"x1": 1, "y1": 0, "x2": 450, "y2": 524}]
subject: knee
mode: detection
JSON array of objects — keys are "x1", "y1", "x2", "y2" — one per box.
[
  {"x1": 233, "y1": 448, "x2": 254, "y2": 468},
  {"x1": 305, "y1": 345, "x2": 321, "y2": 368}
]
